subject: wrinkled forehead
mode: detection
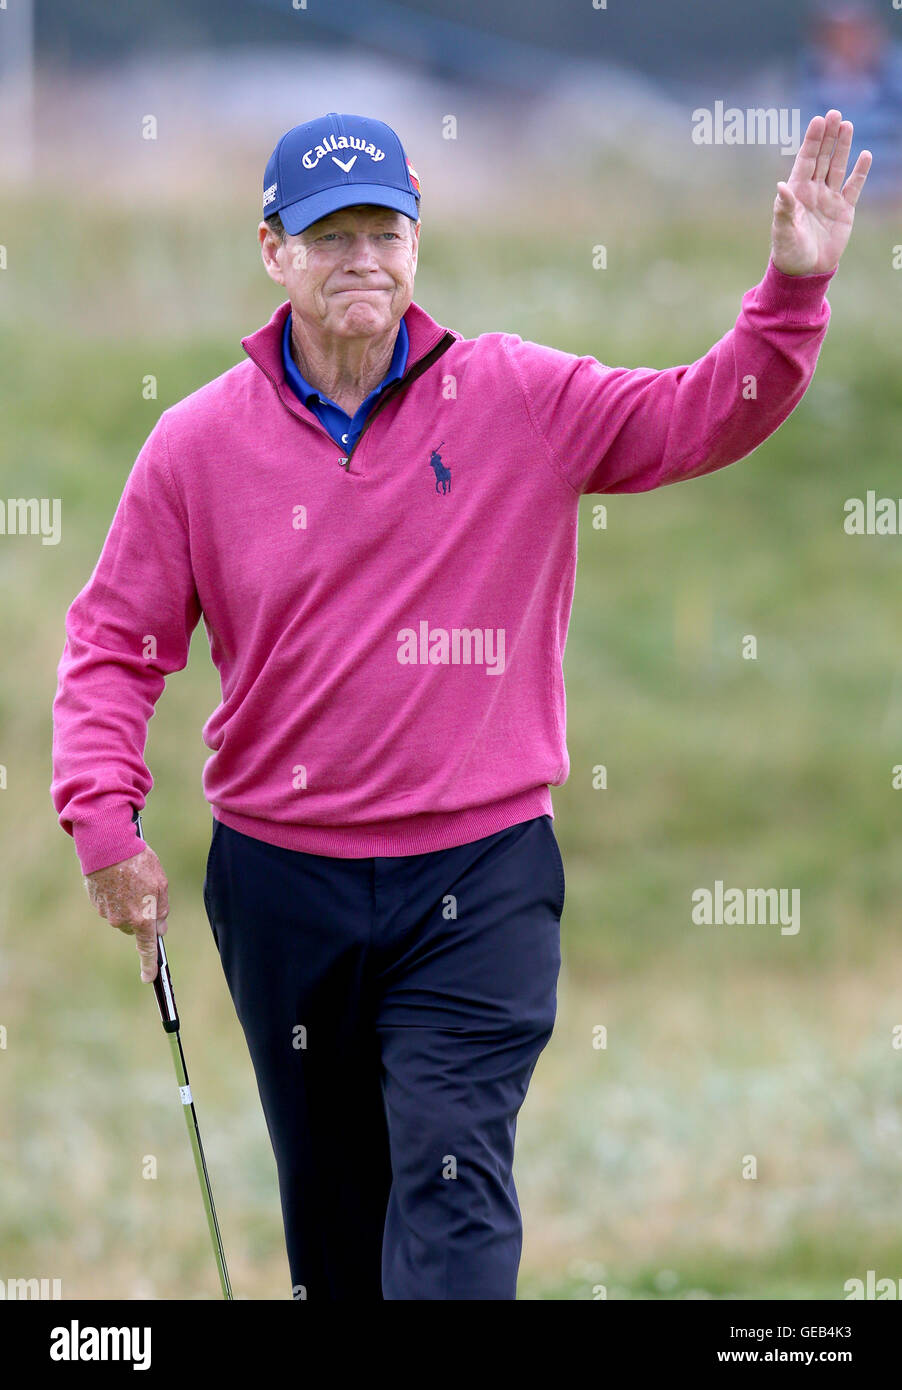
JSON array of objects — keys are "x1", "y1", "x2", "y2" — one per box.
[{"x1": 304, "y1": 204, "x2": 412, "y2": 236}]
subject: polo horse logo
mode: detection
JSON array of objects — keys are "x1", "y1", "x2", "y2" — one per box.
[{"x1": 429, "y1": 441, "x2": 451, "y2": 494}]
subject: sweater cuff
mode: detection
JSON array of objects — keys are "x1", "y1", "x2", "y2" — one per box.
[
  {"x1": 74, "y1": 803, "x2": 146, "y2": 876},
  {"x1": 755, "y1": 255, "x2": 838, "y2": 320}
]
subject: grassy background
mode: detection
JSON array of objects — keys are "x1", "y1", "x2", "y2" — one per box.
[{"x1": 2, "y1": 173, "x2": 902, "y2": 1298}]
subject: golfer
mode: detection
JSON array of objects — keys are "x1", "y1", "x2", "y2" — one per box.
[{"x1": 51, "y1": 110, "x2": 870, "y2": 1300}]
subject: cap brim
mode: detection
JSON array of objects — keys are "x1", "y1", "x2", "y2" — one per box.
[{"x1": 278, "y1": 184, "x2": 419, "y2": 235}]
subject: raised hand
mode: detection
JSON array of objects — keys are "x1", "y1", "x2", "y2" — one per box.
[{"x1": 771, "y1": 109, "x2": 871, "y2": 276}]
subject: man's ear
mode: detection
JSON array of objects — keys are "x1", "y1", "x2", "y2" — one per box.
[{"x1": 259, "y1": 222, "x2": 286, "y2": 287}]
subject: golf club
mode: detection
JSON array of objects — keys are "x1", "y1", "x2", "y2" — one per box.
[{"x1": 132, "y1": 807, "x2": 233, "y2": 1300}]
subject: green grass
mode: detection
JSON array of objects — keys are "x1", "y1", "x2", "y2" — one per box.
[{"x1": 2, "y1": 179, "x2": 901, "y2": 1297}]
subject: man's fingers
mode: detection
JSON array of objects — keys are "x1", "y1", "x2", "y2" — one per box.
[
  {"x1": 139, "y1": 881, "x2": 169, "y2": 934},
  {"x1": 791, "y1": 113, "x2": 827, "y2": 184},
  {"x1": 156, "y1": 881, "x2": 170, "y2": 929},
  {"x1": 774, "y1": 181, "x2": 796, "y2": 219},
  {"x1": 842, "y1": 150, "x2": 873, "y2": 208},
  {"x1": 825, "y1": 120, "x2": 854, "y2": 192},
  {"x1": 813, "y1": 109, "x2": 842, "y2": 184},
  {"x1": 135, "y1": 926, "x2": 160, "y2": 983}
]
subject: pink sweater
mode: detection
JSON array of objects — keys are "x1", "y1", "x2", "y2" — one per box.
[{"x1": 51, "y1": 257, "x2": 836, "y2": 875}]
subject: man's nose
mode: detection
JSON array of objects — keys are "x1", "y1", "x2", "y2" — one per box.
[{"x1": 343, "y1": 235, "x2": 381, "y2": 269}]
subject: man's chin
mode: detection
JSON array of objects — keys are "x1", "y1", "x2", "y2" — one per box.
[{"x1": 331, "y1": 301, "x2": 394, "y2": 334}]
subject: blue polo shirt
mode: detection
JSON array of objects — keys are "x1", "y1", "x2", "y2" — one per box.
[{"x1": 282, "y1": 311, "x2": 409, "y2": 452}]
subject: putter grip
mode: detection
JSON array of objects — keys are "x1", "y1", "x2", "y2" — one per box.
[
  {"x1": 153, "y1": 935, "x2": 180, "y2": 1034},
  {"x1": 132, "y1": 807, "x2": 180, "y2": 1033}
]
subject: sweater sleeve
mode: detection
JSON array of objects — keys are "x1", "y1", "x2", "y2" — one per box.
[
  {"x1": 50, "y1": 412, "x2": 202, "y2": 876},
  {"x1": 502, "y1": 257, "x2": 836, "y2": 496}
]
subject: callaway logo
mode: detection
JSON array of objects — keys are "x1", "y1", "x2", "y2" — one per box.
[{"x1": 303, "y1": 134, "x2": 386, "y2": 170}]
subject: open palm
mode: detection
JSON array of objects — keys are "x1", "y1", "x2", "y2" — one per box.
[{"x1": 771, "y1": 109, "x2": 872, "y2": 276}]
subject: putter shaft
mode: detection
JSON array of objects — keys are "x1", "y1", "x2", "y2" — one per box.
[{"x1": 135, "y1": 809, "x2": 233, "y2": 1300}]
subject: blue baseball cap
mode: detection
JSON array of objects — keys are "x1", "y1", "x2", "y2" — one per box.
[{"x1": 262, "y1": 112, "x2": 421, "y2": 235}]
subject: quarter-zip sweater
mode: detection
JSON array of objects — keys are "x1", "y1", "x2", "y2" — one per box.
[{"x1": 51, "y1": 257, "x2": 836, "y2": 875}]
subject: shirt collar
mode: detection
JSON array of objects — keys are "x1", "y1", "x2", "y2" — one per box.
[{"x1": 282, "y1": 311, "x2": 409, "y2": 407}]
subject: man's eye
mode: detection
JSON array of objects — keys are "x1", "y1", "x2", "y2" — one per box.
[{"x1": 315, "y1": 230, "x2": 398, "y2": 243}]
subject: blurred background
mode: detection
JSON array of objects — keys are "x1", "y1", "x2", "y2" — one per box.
[{"x1": 2, "y1": 0, "x2": 902, "y2": 1300}]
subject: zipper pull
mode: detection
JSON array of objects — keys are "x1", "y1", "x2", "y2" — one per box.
[{"x1": 338, "y1": 456, "x2": 350, "y2": 470}]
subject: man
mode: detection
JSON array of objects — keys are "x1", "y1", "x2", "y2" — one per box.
[{"x1": 51, "y1": 111, "x2": 870, "y2": 1300}]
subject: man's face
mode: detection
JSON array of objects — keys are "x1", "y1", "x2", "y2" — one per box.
[{"x1": 259, "y1": 204, "x2": 420, "y2": 341}]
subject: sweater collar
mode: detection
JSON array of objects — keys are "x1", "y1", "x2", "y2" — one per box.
[
  {"x1": 281, "y1": 312, "x2": 408, "y2": 407},
  {"x1": 241, "y1": 298, "x2": 458, "y2": 392}
]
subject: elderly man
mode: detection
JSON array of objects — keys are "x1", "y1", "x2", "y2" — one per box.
[{"x1": 51, "y1": 111, "x2": 870, "y2": 1300}]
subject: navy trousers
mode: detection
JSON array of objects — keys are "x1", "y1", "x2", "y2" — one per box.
[{"x1": 202, "y1": 812, "x2": 564, "y2": 1301}]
